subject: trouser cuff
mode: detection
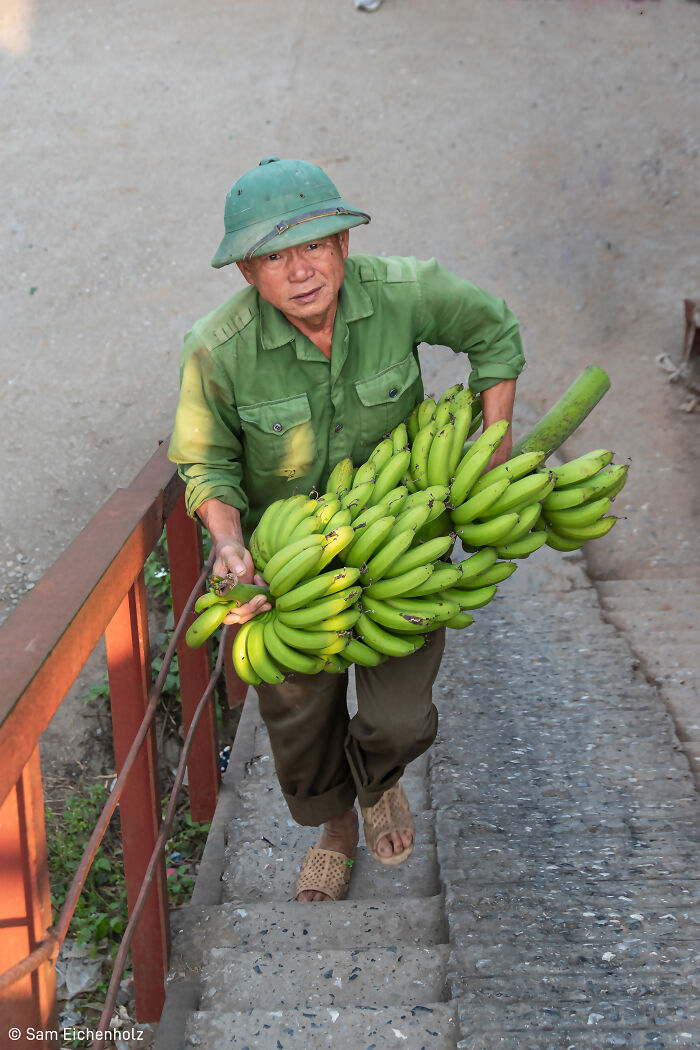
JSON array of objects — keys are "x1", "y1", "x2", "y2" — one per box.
[{"x1": 282, "y1": 775, "x2": 357, "y2": 827}]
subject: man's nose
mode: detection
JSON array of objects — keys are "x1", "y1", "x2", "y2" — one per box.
[{"x1": 286, "y1": 250, "x2": 314, "y2": 281}]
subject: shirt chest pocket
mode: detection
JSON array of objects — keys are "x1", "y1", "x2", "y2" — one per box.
[
  {"x1": 353, "y1": 353, "x2": 422, "y2": 450},
  {"x1": 238, "y1": 393, "x2": 315, "y2": 481}
]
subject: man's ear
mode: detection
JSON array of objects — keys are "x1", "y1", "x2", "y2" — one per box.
[
  {"x1": 237, "y1": 260, "x2": 255, "y2": 285},
  {"x1": 338, "y1": 229, "x2": 350, "y2": 259}
]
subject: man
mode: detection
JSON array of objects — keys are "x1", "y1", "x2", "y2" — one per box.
[{"x1": 168, "y1": 157, "x2": 524, "y2": 901}]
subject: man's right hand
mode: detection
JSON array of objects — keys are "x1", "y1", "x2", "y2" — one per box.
[{"x1": 212, "y1": 540, "x2": 272, "y2": 625}]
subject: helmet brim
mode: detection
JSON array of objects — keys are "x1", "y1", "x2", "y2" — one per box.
[{"x1": 211, "y1": 203, "x2": 370, "y2": 268}]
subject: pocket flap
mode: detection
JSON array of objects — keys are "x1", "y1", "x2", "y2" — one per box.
[
  {"x1": 354, "y1": 354, "x2": 420, "y2": 408},
  {"x1": 238, "y1": 393, "x2": 311, "y2": 435}
]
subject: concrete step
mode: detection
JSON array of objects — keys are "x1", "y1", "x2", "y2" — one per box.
[
  {"x1": 221, "y1": 838, "x2": 440, "y2": 903},
  {"x1": 184, "y1": 1002, "x2": 459, "y2": 1049},
  {"x1": 169, "y1": 896, "x2": 448, "y2": 971},
  {"x1": 198, "y1": 945, "x2": 450, "y2": 1012}
]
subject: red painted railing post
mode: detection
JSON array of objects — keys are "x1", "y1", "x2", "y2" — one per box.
[
  {"x1": 105, "y1": 573, "x2": 169, "y2": 1022},
  {"x1": 0, "y1": 746, "x2": 57, "y2": 1039},
  {"x1": 165, "y1": 495, "x2": 220, "y2": 821}
]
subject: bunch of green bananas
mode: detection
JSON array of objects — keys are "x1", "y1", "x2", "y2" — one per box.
[
  {"x1": 539, "y1": 451, "x2": 628, "y2": 551},
  {"x1": 184, "y1": 380, "x2": 628, "y2": 682}
]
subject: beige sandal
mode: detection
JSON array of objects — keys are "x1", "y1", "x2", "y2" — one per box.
[
  {"x1": 294, "y1": 846, "x2": 354, "y2": 901},
  {"x1": 361, "y1": 782, "x2": 415, "y2": 867}
]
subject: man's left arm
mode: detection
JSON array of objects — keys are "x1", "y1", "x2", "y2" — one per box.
[{"x1": 480, "y1": 377, "x2": 516, "y2": 469}]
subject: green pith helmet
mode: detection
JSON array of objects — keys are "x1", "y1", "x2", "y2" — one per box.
[{"x1": 211, "y1": 157, "x2": 371, "y2": 268}]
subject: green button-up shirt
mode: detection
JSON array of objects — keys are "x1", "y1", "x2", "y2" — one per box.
[{"x1": 168, "y1": 253, "x2": 525, "y2": 539}]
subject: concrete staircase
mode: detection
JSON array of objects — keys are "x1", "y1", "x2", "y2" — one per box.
[{"x1": 156, "y1": 684, "x2": 458, "y2": 1049}]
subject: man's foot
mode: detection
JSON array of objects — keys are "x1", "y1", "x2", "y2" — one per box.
[
  {"x1": 361, "y1": 782, "x2": 415, "y2": 867},
  {"x1": 296, "y1": 807, "x2": 359, "y2": 902}
]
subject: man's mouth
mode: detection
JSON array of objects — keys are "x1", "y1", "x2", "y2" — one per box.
[{"x1": 292, "y1": 286, "x2": 322, "y2": 304}]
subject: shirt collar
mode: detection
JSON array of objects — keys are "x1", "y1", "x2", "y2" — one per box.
[{"x1": 258, "y1": 259, "x2": 374, "y2": 351}]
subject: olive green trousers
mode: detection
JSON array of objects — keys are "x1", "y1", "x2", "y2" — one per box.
[{"x1": 255, "y1": 628, "x2": 445, "y2": 826}]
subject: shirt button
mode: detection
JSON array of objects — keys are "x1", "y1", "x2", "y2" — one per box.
[
  {"x1": 273, "y1": 422, "x2": 283, "y2": 433},
  {"x1": 389, "y1": 387, "x2": 398, "y2": 398},
  {"x1": 334, "y1": 423, "x2": 343, "y2": 433}
]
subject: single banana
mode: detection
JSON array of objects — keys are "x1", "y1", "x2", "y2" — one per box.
[
  {"x1": 555, "y1": 462, "x2": 628, "y2": 501},
  {"x1": 324, "y1": 507, "x2": 353, "y2": 533},
  {"x1": 469, "y1": 450, "x2": 547, "y2": 498},
  {"x1": 391, "y1": 421, "x2": 409, "y2": 452},
  {"x1": 406, "y1": 402, "x2": 422, "y2": 443},
  {"x1": 545, "y1": 496, "x2": 612, "y2": 531},
  {"x1": 355, "y1": 612, "x2": 422, "y2": 657},
  {"x1": 545, "y1": 529, "x2": 585, "y2": 552},
  {"x1": 275, "y1": 565, "x2": 361, "y2": 612},
  {"x1": 481, "y1": 471, "x2": 555, "y2": 518},
  {"x1": 467, "y1": 406, "x2": 483, "y2": 437},
  {"x1": 460, "y1": 560, "x2": 517, "y2": 588},
  {"x1": 445, "y1": 611, "x2": 475, "y2": 630},
  {"x1": 390, "y1": 502, "x2": 432, "y2": 537},
  {"x1": 274, "y1": 497, "x2": 319, "y2": 551},
  {"x1": 342, "y1": 515, "x2": 396, "y2": 568},
  {"x1": 342, "y1": 480, "x2": 376, "y2": 519},
  {"x1": 548, "y1": 449, "x2": 614, "y2": 488},
  {"x1": 315, "y1": 632, "x2": 351, "y2": 656},
  {"x1": 268, "y1": 545, "x2": 325, "y2": 598},
  {"x1": 194, "y1": 590, "x2": 226, "y2": 613},
  {"x1": 363, "y1": 597, "x2": 435, "y2": 633},
  {"x1": 351, "y1": 460, "x2": 377, "y2": 489},
  {"x1": 361, "y1": 527, "x2": 417, "y2": 584},
  {"x1": 426, "y1": 420, "x2": 456, "y2": 488},
  {"x1": 352, "y1": 503, "x2": 393, "y2": 533},
  {"x1": 550, "y1": 515, "x2": 617, "y2": 542},
  {"x1": 454, "y1": 511, "x2": 520, "y2": 548},
  {"x1": 401, "y1": 561, "x2": 462, "y2": 597},
  {"x1": 231, "y1": 620, "x2": 262, "y2": 686},
  {"x1": 262, "y1": 617, "x2": 324, "y2": 674},
  {"x1": 450, "y1": 478, "x2": 510, "y2": 526},
  {"x1": 495, "y1": 501, "x2": 542, "y2": 544},
  {"x1": 316, "y1": 525, "x2": 356, "y2": 569},
  {"x1": 385, "y1": 534, "x2": 454, "y2": 577},
  {"x1": 385, "y1": 595, "x2": 461, "y2": 624},
  {"x1": 496, "y1": 531, "x2": 548, "y2": 559},
  {"x1": 417, "y1": 396, "x2": 437, "y2": 430},
  {"x1": 409, "y1": 420, "x2": 438, "y2": 489},
  {"x1": 440, "y1": 584, "x2": 497, "y2": 610},
  {"x1": 343, "y1": 634, "x2": 387, "y2": 667},
  {"x1": 251, "y1": 498, "x2": 287, "y2": 564},
  {"x1": 310, "y1": 496, "x2": 342, "y2": 531},
  {"x1": 277, "y1": 586, "x2": 362, "y2": 629},
  {"x1": 403, "y1": 485, "x2": 451, "y2": 510},
  {"x1": 318, "y1": 607, "x2": 362, "y2": 633},
  {"x1": 272, "y1": 618, "x2": 341, "y2": 653},
  {"x1": 453, "y1": 547, "x2": 499, "y2": 585},
  {"x1": 249, "y1": 531, "x2": 267, "y2": 573},
  {"x1": 379, "y1": 486, "x2": 409, "y2": 516},
  {"x1": 364, "y1": 562, "x2": 435, "y2": 600},
  {"x1": 261, "y1": 532, "x2": 324, "y2": 586},
  {"x1": 369, "y1": 449, "x2": 412, "y2": 506},
  {"x1": 326, "y1": 456, "x2": 355, "y2": 500},
  {"x1": 367, "y1": 437, "x2": 394, "y2": 474},
  {"x1": 447, "y1": 400, "x2": 474, "y2": 480},
  {"x1": 245, "y1": 616, "x2": 286, "y2": 684},
  {"x1": 186, "y1": 602, "x2": 234, "y2": 648},
  {"x1": 449, "y1": 419, "x2": 510, "y2": 506},
  {"x1": 436, "y1": 381, "x2": 464, "y2": 407},
  {"x1": 433, "y1": 399, "x2": 454, "y2": 429}
]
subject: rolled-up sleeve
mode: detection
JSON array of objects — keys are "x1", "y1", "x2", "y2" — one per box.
[
  {"x1": 167, "y1": 339, "x2": 248, "y2": 518},
  {"x1": 413, "y1": 258, "x2": 525, "y2": 392}
]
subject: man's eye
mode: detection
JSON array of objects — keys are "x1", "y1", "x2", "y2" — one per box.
[{"x1": 307, "y1": 243, "x2": 319, "y2": 250}]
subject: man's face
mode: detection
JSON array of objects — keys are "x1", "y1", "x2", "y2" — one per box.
[{"x1": 237, "y1": 231, "x2": 349, "y2": 328}]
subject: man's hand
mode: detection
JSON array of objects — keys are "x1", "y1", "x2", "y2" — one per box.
[
  {"x1": 197, "y1": 499, "x2": 271, "y2": 625},
  {"x1": 480, "y1": 378, "x2": 516, "y2": 472}
]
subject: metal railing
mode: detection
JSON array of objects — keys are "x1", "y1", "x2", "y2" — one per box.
[{"x1": 0, "y1": 441, "x2": 246, "y2": 1038}]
